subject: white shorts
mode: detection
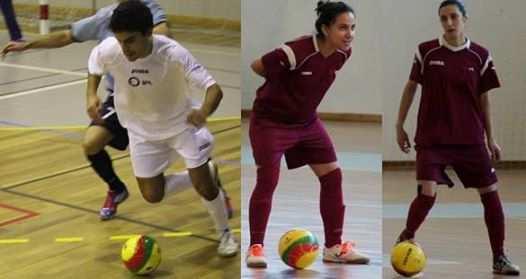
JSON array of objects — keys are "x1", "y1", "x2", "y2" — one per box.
[{"x1": 128, "y1": 127, "x2": 214, "y2": 178}]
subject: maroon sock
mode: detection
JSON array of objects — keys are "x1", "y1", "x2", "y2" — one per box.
[
  {"x1": 249, "y1": 165, "x2": 280, "y2": 246},
  {"x1": 480, "y1": 191, "x2": 505, "y2": 260},
  {"x1": 319, "y1": 168, "x2": 345, "y2": 248},
  {"x1": 404, "y1": 192, "x2": 436, "y2": 239}
]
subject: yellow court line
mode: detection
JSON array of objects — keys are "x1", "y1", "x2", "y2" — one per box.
[
  {"x1": 231, "y1": 228, "x2": 240, "y2": 233},
  {"x1": 55, "y1": 237, "x2": 84, "y2": 243},
  {"x1": 0, "y1": 239, "x2": 30, "y2": 244},
  {"x1": 162, "y1": 232, "x2": 193, "y2": 238},
  {"x1": 109, "y1": 235, "x2": 141, "y2": 241},
  {"x1": 0, "y1": 117, "x2": 240, "y2": 131}
]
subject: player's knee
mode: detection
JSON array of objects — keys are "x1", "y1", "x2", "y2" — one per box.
[
  {"x1": 255, "y1": 166, "x2": 280, "y2": 190},
  {"x1": 141, "y1": 192, "x2": 163, "y2": 203},
  {"x1": 194, "y1": 182, "x2": 219, "y2": 201},
  {"x1": 82, "y1": 138, "x2": 103, "y2": 155},
  {"x1": 478, "y1": 184, "x2": 498, "y2": 195}
]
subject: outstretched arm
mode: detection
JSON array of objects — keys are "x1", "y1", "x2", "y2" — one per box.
[{"x1": 2, "y1": 30, "x2": 74, "y2": 56}]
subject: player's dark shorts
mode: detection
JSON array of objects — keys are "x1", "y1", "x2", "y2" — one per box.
[
  {"x1": 249, "y1": 116, "x2": 337, "y2": 169},
  {"x1": 89, "y1": 94, "x2": 128, "y2": 151},
  {"x1": 416, "y1": 144, "x2": 498, "y2": 188}
]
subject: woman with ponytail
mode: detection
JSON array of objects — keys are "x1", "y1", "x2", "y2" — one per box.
[{"x1": 246, "y1": 1, "x2": 370, "y2": 268}]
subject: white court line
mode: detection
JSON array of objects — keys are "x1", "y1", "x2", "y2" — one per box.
[
  {"x1": 0, "y1": 79, "x2": 86, "y2": 101},
  {"x1": 0, "y1": 62, "x2": 86, "y2": 77}
]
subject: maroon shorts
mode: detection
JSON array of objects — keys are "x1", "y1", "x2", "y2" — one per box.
[
  {"x1": 249, "y1": 117, "x2": 337, "y2": 169},
  {"x1": 416, "y1": 145, "x2": 498, "y2": 188}
]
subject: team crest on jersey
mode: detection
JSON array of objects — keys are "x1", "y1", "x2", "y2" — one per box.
[{"x1": 429, "y1": 60, "x2": 445, "y2": 66}]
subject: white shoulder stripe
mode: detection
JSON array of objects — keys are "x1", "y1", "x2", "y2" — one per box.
[
  {"x1": 280, "y1": 44, "x2": 296, "y2": 70},
  {"x1": 480, "y1": 55, "x2": 492, "y2": 76},
  {"x1": 467, "y1": 48, "x2": 483, "y2": 65},
  {"x1": 415, "y1": 47, "x2": 422, "y2": 63}
]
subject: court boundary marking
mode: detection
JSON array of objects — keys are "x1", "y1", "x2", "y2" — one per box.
[
  {"x1": 0, "y1": 202, "x2": 39, "y2": 227},
  {"x1": 0, "y1": 229, "x2": 242, "y2": 245}
]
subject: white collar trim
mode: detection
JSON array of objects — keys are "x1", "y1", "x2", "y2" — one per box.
[
  {"x1": 439, "y1": 35, "x2": 470, "y2": 52},
  {"x1": 312, "y1": 34, "x2": 319, "y2": 52}
]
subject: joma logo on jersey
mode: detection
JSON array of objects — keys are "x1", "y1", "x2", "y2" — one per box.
[
  {"x1": 131, "y1": 69, "x2": 149, "y2": 74},
  {"x1": 429, "y1": 60, "x2": 445, "y2": 66},
  {"x1": 128, "y1": 77, "x2": 152, "y2": 87}
]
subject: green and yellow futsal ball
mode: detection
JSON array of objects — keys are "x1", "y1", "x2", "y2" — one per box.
[
  {"x1": 278, "y1": 228, "x2": 320, "y2": 269},
  {"x1": 391, "y1": 241, "x2": 426, "y2": 277},
  {"x1": 121, "y1": 235, "x2": 161, "y2": 275}
]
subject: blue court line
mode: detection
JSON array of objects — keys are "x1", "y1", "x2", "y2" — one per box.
[
  {"x1": 241, "y1": 146, "x2": 381, "y2": 172},
  {"x1": 384, "y1": 203, "x2": 526, "y2": 219}
]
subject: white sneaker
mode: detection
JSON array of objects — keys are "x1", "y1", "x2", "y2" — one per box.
[
  {"x1": 323, "y1": 241, "x2": 370, "y2": 264},
  {"x1": 246, "y1": 244, "x2": 267, "y2": 268},
  {"x1": 218, "y1": 230, "x2": 238, "y2": 257}
]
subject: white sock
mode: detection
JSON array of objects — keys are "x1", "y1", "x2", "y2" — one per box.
[
  {"x1": 164, "y1": 171, "x2": 192, "y2": 195},
  {"x1": 201, "y1": 190, "x2": 229, "y2": 236}
]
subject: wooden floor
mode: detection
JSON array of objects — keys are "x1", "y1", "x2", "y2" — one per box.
[
  {"x1": 383, "y1": 169, "x2": 526, "y2": 279},
  {"x1": 241, "y1": 119, "x2": 383, "y2": 278},
  {"x1": 0, "y1": 120, "x2": 240, "y2": 278}
]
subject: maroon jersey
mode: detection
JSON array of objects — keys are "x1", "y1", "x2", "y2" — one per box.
[
  {"x1": 253, "y1": 35, "x2": 352, "y2": 124},
  {"x1": 409, "y1": 37, "x2": 500, "y2": 146}
]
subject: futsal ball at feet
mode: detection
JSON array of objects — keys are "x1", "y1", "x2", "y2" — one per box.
[
  {"x1": 121, "y1": 235, "x2": 161, "y2": 275},
  {"x1": 391, "y1": 241, "x2": 426, "y2": 277},
  {"x1": 278, "y1": 228, "x2": 319, "y2": 269}
]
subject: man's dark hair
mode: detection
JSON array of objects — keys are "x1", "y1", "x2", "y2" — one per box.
[{"x1": 110, "y1": 0, "x2": 153, "y2": 34}]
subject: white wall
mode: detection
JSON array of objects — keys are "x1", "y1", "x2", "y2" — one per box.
[
  {"x1": 241, "y1": 0, "x2": 383, "y2": 115},
  {"x1": 382, "y1": 0, "x2": 526, "y2": 161},
  {"x1": 16, "y1": 0, "x2": 241, "y2": 21}
]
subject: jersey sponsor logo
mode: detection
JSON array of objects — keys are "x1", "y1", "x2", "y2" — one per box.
[
  {"x1": 301, "y1": 71, "x2": 312, "y2": 75},
  {"x1": 128, "y1": 76, "x2": 153, "y2": 87},
  {"x1": 429, "y1": 60, "x2": 445, "y2": 66},
  {"x1": 131, "y1": 69, "x2": 149, "y2": 74},
  {"x1": 468, "y1": 67, "x2": 475, "y2": 72}
]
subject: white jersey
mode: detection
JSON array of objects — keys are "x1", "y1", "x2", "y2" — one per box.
[{"x1": 88, "y1": 35, "x2": 216, "y2": 140}]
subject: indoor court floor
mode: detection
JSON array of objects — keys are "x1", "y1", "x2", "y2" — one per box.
[
  {"x1": 0, "y1": 29, "x2": 241, "y2": 278},
  {"x1": 241, "y1": 120, "x2": 383, "y2": 279},
  {"x1": 383, "y1": 168, "x2": 526, "y2": 279}
]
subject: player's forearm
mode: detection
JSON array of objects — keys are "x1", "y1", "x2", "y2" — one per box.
[
  {"x1": 86, "y1": 74, "x2": 102, "y2": 98},
  {"x1": 27, "y1": 30, "x2": 74, "y2": 49},
  {"x1": 201, "y1": 83, "x2": 223, "y2": 117},
  {"x1": 396, "y1": 81, "x2": 418, "y2": 128},
  {"x1": 480, "y1": 92, "x2": 494, "y2": 141},
  {"x1": 251, "y1": 59, "x2": 266, "y2": 77}
]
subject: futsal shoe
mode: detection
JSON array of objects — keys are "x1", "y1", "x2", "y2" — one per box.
[
  {"x1": 100, "y1": 189, "x2": 129, "y2": 220},
  {"x1": 208, "y1": 160, "x2": 234, "y2": 219},
  {"x1": 323, "y1": 241, "x2": 370, "y2": 264},
  {"x1": 246, "y1": 244, "x2": 268, "y2": 268},
  {"x1": 217, "y1": 229, "x2": 239, "y2": 257},
  {"x1": 493, "y1": 255, "x2": 520, "y2": 276}
]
